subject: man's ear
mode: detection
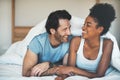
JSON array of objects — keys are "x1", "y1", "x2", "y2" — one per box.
[{"x1": 50, "y1": 28, "x2": 55, "y2": 34}]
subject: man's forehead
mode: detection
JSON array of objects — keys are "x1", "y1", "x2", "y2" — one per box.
[{"x1": 59, "y1": 19, "x2": 70, "y2": 25}]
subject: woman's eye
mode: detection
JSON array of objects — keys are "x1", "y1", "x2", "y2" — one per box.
[{"x1": 86, "y1": 24, "x2": 90, "y2": 27}]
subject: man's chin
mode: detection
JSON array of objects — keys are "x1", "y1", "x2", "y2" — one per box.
[
  {"x1": 63, "y1": 39, "x2": 68, "y2": 43},
  {"x1": 63, "y1": 41, "x2": 68, "y2": 43}
]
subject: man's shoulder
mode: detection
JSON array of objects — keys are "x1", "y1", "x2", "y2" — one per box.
[
  {"x1": 32, "y1": 32, "x2": 48, "y2": 41},
  {"x1": 68, "y1": 35, "x2": 73, "y2": 41},
  {"x1": 31, "y1": 32, "x2": 48, "y2": 43},
  {"x1": 36, "y1": 32, "x2": 48, "y2": 38}
]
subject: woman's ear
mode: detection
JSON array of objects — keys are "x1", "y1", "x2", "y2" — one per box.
[
  {"x1": 98, "y1": 26, "x2": 104, "y2": 34},
  {"x1": 50, "y1": 28, "x2": 55, "y2": 34}
]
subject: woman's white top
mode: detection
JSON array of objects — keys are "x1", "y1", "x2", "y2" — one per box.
[{"x1": 76, "y1": 38, "x2": 113, "y2": 74}]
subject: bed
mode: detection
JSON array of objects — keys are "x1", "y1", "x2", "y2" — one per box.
[
  {"x1": 0, "y1": 15, "x2": 120, "y2": 80},
  {"x1": 0, "y1": 0, "x2": 120, "y2": 79}
]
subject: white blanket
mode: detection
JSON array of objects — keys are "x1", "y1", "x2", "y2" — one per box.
[
  {"x1": 0, "y1": 64, "x2": 120, "y2": 80},
  {"x1": 0, "y1": 16, "x2": 120, "y2": 80}
]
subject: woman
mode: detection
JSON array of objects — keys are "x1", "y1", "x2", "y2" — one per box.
[{"x1": 55, "y1": 3, "x2": 116, "y2": 80}]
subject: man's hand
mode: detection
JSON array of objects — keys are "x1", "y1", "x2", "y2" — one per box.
[{"x1": 30, "y1": 62, "x2": 49, "y2": 76}]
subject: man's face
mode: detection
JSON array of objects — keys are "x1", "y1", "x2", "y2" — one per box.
[{"x1": 54, "y1": 19, "x2": 71, "y2": 43}]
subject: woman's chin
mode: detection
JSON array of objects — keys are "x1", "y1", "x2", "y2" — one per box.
[{"x1": 82, "y1": 35, "x2": 87, "y2": 39}]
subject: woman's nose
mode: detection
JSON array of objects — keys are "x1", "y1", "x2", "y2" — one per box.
[{"x1": 82, "y1": 25, "x2": 85, "y2": 30}]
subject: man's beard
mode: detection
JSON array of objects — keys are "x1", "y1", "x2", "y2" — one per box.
[{"x1": 54, "y1": 33, "x2": 68, "y2": 43}]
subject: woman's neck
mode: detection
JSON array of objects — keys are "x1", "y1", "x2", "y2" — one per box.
[{"x1": 85, "y1": 37, "x2": 100, "y2": 48}]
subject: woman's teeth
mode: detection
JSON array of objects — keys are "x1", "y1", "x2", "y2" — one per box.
[{"x1": 82, "y1": 31, "x2": 87, "y2": 33}]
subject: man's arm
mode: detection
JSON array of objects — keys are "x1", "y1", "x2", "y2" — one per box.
[
  {"x1": 22, "y1": 49, "x2": 38, "y2": 77},
  {"x1": 22, "y1": 49, "x2": 51, "y2": 77}
]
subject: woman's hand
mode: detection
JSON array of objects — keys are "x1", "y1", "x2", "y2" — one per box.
[
  {"x1": 55, "y1": 74, "x2": 68, "y2": 80},
  {"x1": 41, "y1": 66, "x2": 59, "y2": 76},
  {"x1": 56, "y1": 65, "x2": 73, "y2": 75},
  {"x1": 55, "y1": 76, "x2": 64, "y2": 80}
]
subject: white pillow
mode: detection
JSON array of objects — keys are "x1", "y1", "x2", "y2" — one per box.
[
  {"x1": 70, "y1": 16, "x2": 84, "y2": 36},
  {"x1": 0, "y1": 41, "x2": 23, "y2": 65},
  {"x1": 0, "y1": 53, "x2": 23, "y2": 65},
  {"x1": 15, "y1": 16, "x2": 85, "y2": 58},
  {"x1": 102, "y1": 32, "x2": 120, "y2": 71},
  {"x1": 2, "y1": 16, "x2": 120, "y2": 71}
]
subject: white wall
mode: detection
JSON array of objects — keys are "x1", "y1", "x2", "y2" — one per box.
[
  {"x1": 0, "y1": 0, "x2": 11, "y2": 52},
  {"x1": 15, "y1": 0, "x2": 95, "y2": 26},
  {"x1": 0, "y1": 0, "x2": 119, "y2": 55},
  {"x1": 100, "y1": 0, "x2": 120, "y2": 48},
  {"x1": 0, "y1": 0, "x2": 96, "y2": 54}
]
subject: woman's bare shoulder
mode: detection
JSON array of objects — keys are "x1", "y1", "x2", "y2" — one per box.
[
  {"x1": 103, "y1": 38, "x2": 113, "y2": 46},
  {"x1": 103, "y1": 38, "x2": 113, "y2": 55},
  {"x1": 70, "y1": 36, "x2": 82, "y2": 52},
  {"x1": 71, "y1": 36, "x2": 81, "y2": 42}
]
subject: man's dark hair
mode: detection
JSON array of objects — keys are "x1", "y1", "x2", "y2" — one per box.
[
  {"x1": 89, "y1": 3, "x2": 116, "y2": 35},
  {"x1": 45, "y1": 10, "x2": 71, "y2": 34}
]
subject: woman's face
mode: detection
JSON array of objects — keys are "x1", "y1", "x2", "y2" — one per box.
[{"x1": 82, "y1": 16, "x2": 102, "y2": 39}]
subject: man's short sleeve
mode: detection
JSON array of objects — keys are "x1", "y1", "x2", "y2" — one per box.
[{"x1": 27, "y1": 37, "x2": 42, "y2": 54}]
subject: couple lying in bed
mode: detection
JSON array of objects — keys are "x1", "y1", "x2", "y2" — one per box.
[{"x1": 22, "y1": 3, "x2": 116, "y2": 80}]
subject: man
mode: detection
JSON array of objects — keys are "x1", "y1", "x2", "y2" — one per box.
[{"x1": 22, "y1": 10, "x2": 72, "y2": 77}]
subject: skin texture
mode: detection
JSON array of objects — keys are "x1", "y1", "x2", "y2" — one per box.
[
  {"x1": 55, "y1": 16, "x2": 113, "y2": 80},
  {"x1": 22, "y1": 19, "x2": 71, "y2": 77}
]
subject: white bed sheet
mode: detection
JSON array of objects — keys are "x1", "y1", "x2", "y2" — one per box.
[{"x1": 0, "y1": 64, "x2": 120, "y2": 80}]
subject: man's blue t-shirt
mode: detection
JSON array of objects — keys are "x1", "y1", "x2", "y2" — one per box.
[{"x1": 28, "y1": 32, "x2": 72, "y2": 63}]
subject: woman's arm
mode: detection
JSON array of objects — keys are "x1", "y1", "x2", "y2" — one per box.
[
  {"x1": 95, "y1": 39, "x2": 113, "y2": 77},
  {"x1": 55, "y1": 37, "x2": 81, "y2": 80},
  {"x1": 68, "y1": 36, "x2": 81, "y2": 66},
  {"x1": 56, "y1": 39, "x2": 113, "y2": 78},
  {"x1": 70, "y1": 39, "x2": 113, "y2": 78}
]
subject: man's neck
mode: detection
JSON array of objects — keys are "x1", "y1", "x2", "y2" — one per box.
[{"x1": 49, "y1": 35, "x2": 61, "y2": 48}]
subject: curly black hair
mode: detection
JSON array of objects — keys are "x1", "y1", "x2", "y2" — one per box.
[
  {"x1": 89, "y1": 3, "x2": 116, "y2": 35},
  {"x1": 45, "y1": 10, "x2": 71, "y2": 34}
]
